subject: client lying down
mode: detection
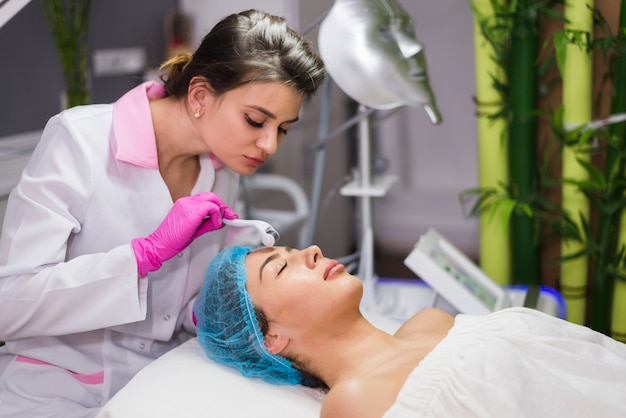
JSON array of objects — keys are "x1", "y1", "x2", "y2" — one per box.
[{"x1": 193, "y1": 245, "x2": 626, "y2": 418}]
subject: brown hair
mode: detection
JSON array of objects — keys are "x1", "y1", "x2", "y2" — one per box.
[{"x1": 159, "y1": 9, "x2": 325, "y2": 99}]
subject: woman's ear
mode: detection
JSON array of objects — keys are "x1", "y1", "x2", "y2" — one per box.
[
  {"x1": 187, "y1": 76, "x2": 213, "y2": 115},
  {"x1": 263, "y1": 333, "x2": 290, "y2": 355}
]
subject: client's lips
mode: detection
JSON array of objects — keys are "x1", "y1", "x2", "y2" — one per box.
[
  {"x1": 324, "y1": 260, "x2": 344, "y2": 281},
  {"x1": 245, "y1": 155, "x2": 266, "y2": 167}
]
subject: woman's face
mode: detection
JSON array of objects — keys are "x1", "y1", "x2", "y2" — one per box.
[
  {"x1": 201, "y1": 82, "x2": 303, "y2": 176},
  {"x1": 244, "y1": 246, "x2": 363, "y2": 329}
]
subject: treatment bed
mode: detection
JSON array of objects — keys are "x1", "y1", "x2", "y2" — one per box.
[
  {"x1": 96, "y1": 310, "x2": 402, "y2": 418},
  {"x1": 97, "y1": 306, "x2": 626, "y2": 418}
]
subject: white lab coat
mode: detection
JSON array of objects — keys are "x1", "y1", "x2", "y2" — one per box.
[{"x1": 0, "y1": 95, "x2": 241, "y2": 416}]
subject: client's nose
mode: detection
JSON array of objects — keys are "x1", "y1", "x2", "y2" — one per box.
[{"x1": 302, "y1": 245, "x2": 322, "y2": 268}]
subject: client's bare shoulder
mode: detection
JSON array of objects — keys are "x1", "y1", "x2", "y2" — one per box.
[
  {"x1": 321, "y1": 309, "x2": 456, "y2": 418},
  {"x1": 395, "y1": 307, "x2": 455, "y2": 340},
  {"x1": 321, "y1": 376, "x2": 400, "y2": 418}
]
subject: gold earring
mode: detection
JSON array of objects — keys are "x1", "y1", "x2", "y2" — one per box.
[{"x1": 194, "y1": 108, "x2": 201, "y2": 118}]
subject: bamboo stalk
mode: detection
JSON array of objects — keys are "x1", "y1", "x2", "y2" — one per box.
[
  {"x1": 560, "y1": 0, "x2": 593, "y2": 325},
  {"x1": 612, "y1": 278, "x2": 626, "y2": 342},
  {"x1": 614, "y1": 198, "x2": 626, "y2": 339},
  {"x1": 608, "y1": 1, "x2": 626, "y2": 339},
  {"x1": 473, "y1": 0, "x2": 511, "y2": 285},
  {"x1": 508, "y1": 0, "x2": 540, "y2": 286}
]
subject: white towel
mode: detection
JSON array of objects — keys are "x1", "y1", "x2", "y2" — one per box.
[{"x1": 384, "y1": 307, "x2": 626, "y2": 418}]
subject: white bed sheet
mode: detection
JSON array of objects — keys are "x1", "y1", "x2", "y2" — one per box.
[{"x1": 97, "y1": 310, "x2": 402, "y2": 418}]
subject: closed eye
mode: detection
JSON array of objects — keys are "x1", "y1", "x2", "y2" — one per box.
[
  {"x1": 246, "y1": 114, "x2": 264, "y2": 128},
  {"x1": 277, "y1": 247, "x2": 295, "y2": 276},
  {"x1": 247, "y1": 115, "x2": 288, "y2": 136},
  {"x1": 277, "y1": 262, "x2": 287, "y2": 276}
]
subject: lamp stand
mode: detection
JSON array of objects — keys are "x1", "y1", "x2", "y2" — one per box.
[{"x1": 340, "y1": 105, "x2": 398, "y2": 308}]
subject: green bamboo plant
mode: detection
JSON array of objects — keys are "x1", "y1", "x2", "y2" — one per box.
[
  {"x1": 574, "y1": 4, "x2": 626, "y2": 336},
  {"x1": 466, "y1": 0, "x2": 566, "y2": 286},
  {"x1": 541, "y1": 2, "x2": 626, "y2": 335},
  {"x1": 40, "y1": 0, "x2": 93, "y2": 108},
  {"x1": 558, "y1": 0, "x2": 594, "y2": 326},
  {"x1": 467, "y1": 0, "x2": 626, "y2": 337},
  {"x1": 508, "y1": 0, "x2": 543, "y2": 286},
  {"x1": 613, "y1": 2, "x2": 626, "y2": 337},
  {"x1": 471, "y1": 0, "x2": 511, "y2": 285},
  {"x1": 604, "y1": 3, "x2": 626, "y2": 342}
]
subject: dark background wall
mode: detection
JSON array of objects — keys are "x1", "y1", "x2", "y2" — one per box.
[{"x1": 0, "y1": 0, "x2": 176, "y2": 137}]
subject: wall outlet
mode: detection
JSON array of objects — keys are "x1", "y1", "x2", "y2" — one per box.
[{"x1": 92, "y1": 47, "x2": 146, "y2": 77}]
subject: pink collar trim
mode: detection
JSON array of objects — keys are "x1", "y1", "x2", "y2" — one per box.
[
  {"x1": 112, "y1": 81, "x2": 225, "y2": 171},
  {"x1": 112, "y1": 81, "x2": 165, "y2": 169}
]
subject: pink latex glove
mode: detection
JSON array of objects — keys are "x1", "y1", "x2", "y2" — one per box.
[{"x1": 131, "y1": 192, "x2": 238, "y2": 276}]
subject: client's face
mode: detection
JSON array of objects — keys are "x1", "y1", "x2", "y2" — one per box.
[{"x1": 245, "y1": 245, "x2": 363, "y2": 326}]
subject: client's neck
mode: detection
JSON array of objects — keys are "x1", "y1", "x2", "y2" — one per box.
[{"x1": 297, "y1": 316, "x2": 396, "y2": 388}]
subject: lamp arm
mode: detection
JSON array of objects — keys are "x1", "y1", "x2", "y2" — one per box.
[{"x1": 311, "y1": 106, "x2": 376, "y2": 150}]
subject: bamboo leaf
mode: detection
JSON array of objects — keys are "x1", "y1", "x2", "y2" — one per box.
[
  {"x1": 494, "y1": 198, "x2": 517, "y2": 229},
  {"x1": 575, "y1": 156, "x2": 607, "y2": 189},
  {"x1": 553, "y1": 30, "x2": 568, "y2": 77},
  {"x1": 537, "y1": 5, "x2": 567, "y2": 23},
  {"x1": 607, "y1": 196, "x2": 626, "y2": 215},
  {"x1": 558, "y1": 247, "x2": 591, "y2": 263}
]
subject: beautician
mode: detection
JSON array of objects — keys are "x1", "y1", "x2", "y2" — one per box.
[{"x1": 0, "y1": 9, "x2": 325, "y2": 417}]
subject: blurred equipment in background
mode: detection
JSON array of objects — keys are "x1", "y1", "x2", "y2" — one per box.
[
  {"x1": 307, "y1": 0, "x2": 442, "y2": 308},
  {"x1": 163, "y1": 8, "x2": 193, "y2": 59}
]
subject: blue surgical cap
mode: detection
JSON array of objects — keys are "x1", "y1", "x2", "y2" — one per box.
[{"x1": 193, "y1": 245, "x2": 303, "y2": 385}]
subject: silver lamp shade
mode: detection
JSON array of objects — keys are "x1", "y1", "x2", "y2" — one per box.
[{"x1": 318, "y1": 0, "x2": 442, "y2": 124}]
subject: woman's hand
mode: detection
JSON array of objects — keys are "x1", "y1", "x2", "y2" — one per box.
[{"x1": 131, "y1": 193, "x2": 238, "y2": 276}]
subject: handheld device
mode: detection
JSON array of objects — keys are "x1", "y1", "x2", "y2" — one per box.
[{"x1": 223, "y1": 219, "x2": 280, "y2": 247}]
